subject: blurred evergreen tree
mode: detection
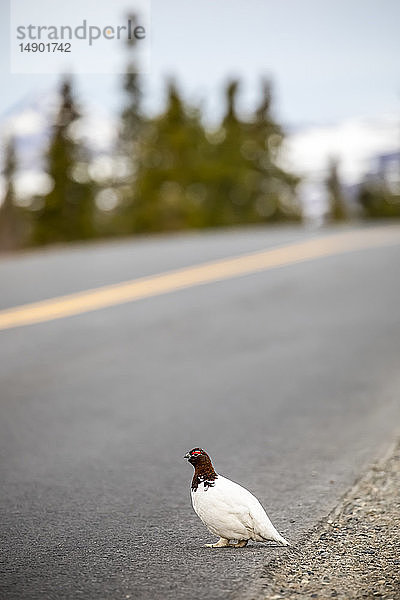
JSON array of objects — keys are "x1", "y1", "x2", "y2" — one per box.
[
  {"x1": 202, "y1": 78, "x2": 300, "y2": 225},
  {"x1": 245, "y1": 79, "x2": 301, "y2": 222},
  {"x1": 32, "y1": 77, "x2": 94, "y2": 245},
  {"x1": 96, "y1": 65, "x2": 144, "y2": 238},
  {"x1": 120, "y1": 14, "x2": 143, "y2": 157},
  {"x1": 0, "y1": 137, "x2": 25, "y2": 251},
  {"x1": 201, "y1": 79, "x2": 251, "y2": 226},
  {"x1": 325, "y1": 157, "x2": 347, "y2": 221},
  {"x1": 27, "y1": 72, "x2": 301, "y2": 247},
  {"x1": 103, "y1": 13, "x2": 146, "y2": 236},
  {"x1": 126, "y1": 78, "x2": 300, "y2": 233},
  {"x1": 120, "y1": 69, "x2": 142, "y2": 152},
  {"x1": 357, "y1": 180, "x2": 400, "y2": 218},
  {"x1": 128, "y1": 80, "x2": 209, "y2": 232}
]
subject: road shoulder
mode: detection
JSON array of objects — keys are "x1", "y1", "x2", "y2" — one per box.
[{"x1": 251, "y1": 438, "x2": 400, "y2": 600}]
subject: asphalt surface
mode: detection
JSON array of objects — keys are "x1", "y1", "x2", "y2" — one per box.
[{"x1": 1, "y1": 225, "x2": 400, "y2": 600}]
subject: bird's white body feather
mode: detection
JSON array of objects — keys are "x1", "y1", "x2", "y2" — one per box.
[{"x1": 191, "y1": 474, "x2": 289, "y2": 545}]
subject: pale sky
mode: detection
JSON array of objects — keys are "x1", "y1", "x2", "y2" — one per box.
[{"x1": 1, "y1": 0, "x2": 400, "y2": 127}]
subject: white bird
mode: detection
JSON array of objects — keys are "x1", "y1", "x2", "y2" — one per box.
[{"x1": 184, "y1": 447, "x2": 290, "y2": 548}]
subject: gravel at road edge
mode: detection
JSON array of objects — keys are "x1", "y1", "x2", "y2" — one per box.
[{"x1": 251, "y1": 439, "x2": 400, "y2": 600}]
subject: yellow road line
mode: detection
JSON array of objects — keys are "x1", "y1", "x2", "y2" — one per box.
[{"x1": 0, "y1": 226, "x2": 399, "y2": 331}]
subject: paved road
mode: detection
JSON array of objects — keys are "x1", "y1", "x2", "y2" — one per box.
[{"x1": 1, "y1": 225, "x2": 400, "y2": 600}]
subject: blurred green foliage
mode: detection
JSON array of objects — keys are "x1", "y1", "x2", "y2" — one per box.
[
  {"x1": 357, "y1": 181, "x2": 400, "y2": 219},
  {"x1": 2, "y1": 71, "x2": 396, "y2": 253},
  {"x1": 32, "y1": 79, "x2": 95, "y2": 245},
  {"x1": 0, "y1": 137, "x2": 25, "y2": 251},
  {"x1": 325, "y1": 158, "x2": 348, "y2": 222},
  {"x1": 1, "y1": 74, "x2": 305, "y2": 250},
  {"x1": 114, "y1": 76, "x2": 302, "y2": 237}
]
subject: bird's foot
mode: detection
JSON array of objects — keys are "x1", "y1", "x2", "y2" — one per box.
[
  {"x1": 205, "y1": 537, "x2": 230, "y2": 548},
  {"x1": 231, "y1": 539, "x2": 248, "y2": 548}
]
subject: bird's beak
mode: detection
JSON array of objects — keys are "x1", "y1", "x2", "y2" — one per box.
[{"x1": 184, "y1": 452, "x2": 190, "y2": 460}]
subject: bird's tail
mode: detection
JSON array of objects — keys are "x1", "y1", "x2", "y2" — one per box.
[{"x1": 273, "y1": 532, "x2": 291, "y2": 546}]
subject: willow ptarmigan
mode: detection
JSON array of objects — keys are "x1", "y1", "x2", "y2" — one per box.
[{"x1": 184, "y1": 447, "x2": 290, "y2": 548}]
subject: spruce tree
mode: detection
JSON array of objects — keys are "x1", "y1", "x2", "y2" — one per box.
[
  {"x1": 131, "y1": 81, "x2": 208, "y2": 232},
  {"x1": 248, "y1": 79, "x2": 301, "y2": 222},
  {"x1": 204, "y1": 79, "x2": 251, "y2": 226},
  {"x1": 358, "y1": 181, "x2": 400, "y2": 218},
  {"x1": 326, "y1": 157, "x2": 347, "y2": 221},
  {"x1": 111, "y1": 14, "x2": 145, "y2": 235},
  {"x1": 123, "y1": 77, "x2": 301, "y2": 234},
  {"x1": 205, "y1": 78, "x2": 300, "y2": 225},
  {"x1": 0, "y1": 137, "x2": 23, "y2": 251},
  {"x1": 33, "y1": 77, "x2": 94, "y2": 245},
  {"x1": 121, "y1": 70, "x2": 142, "y2": 153}
]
